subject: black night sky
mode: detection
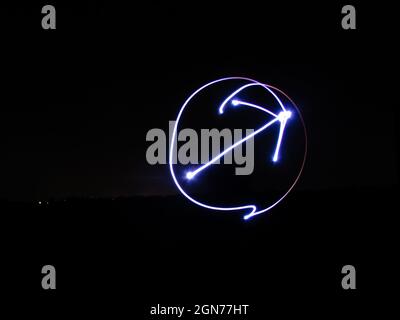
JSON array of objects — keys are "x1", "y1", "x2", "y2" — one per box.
[
  {"x1": 1, "y1": 2, "x2": 398, "y2": 201},
  {"x1": 1, "y1": 2, "x2": 399, "y2": 318}
]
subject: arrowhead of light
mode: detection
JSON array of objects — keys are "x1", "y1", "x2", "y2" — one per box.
[{"x1": 278, "y1": 110, "x2": 292, "y2": 122}]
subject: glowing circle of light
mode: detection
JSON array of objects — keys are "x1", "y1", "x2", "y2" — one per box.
[{"x1": 169, "y1": 77, "x2": 307, "y2": 220}]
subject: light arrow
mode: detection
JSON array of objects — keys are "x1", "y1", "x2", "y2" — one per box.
[{"x1": 186, "y1": 87, "x2": 292, "y2": 180}]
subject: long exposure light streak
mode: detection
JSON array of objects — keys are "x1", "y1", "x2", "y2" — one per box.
[
  {"x1": 186, "y1": 116, "x2": 279, "y2": 179},
  {"x1": 169, "y1": 77, "x2": 307, "y2": 220},
  {"x1": 231, "y1": 99, "x2": 278, "y2": 117}
]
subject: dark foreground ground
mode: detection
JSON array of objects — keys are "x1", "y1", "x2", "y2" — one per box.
[{"x1": 1, "y1": 187, "x2": 398, "y2": 318}]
